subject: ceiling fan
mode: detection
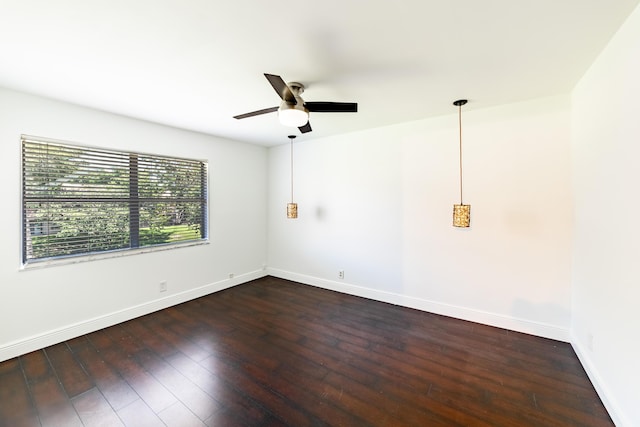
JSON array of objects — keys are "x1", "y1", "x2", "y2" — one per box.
[{"x1": 233, "y1": 73, "x2": 358, "y2": 134}]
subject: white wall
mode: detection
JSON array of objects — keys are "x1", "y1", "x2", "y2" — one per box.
[
  {"x1": 0, "y1": 88, "x2": 268, "y2": 361},
  {"x1": 571, "y1": 3, "x2": 640, "y2": 426},
  {"x1": 1, "y1": 10, "x2": 636, "y2": 419},
  {"x1": 268, "y1": 95, "x2": 573, "y2": 341}
]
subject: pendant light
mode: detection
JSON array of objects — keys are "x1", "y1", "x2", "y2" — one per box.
[
  {"x1": 286, "y1": 135, "x2": 298, "y2": 219},
  {"x1": 453, "y1": 99, "x2": 470, "y2": 227}
]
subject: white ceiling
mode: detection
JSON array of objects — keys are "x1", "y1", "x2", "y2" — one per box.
[{"x1": 1, "y1": 1, "x2": 638, "y2": 146}]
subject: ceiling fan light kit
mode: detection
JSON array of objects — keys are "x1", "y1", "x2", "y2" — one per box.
[
  {"x1": 278, "y1": 82, "x2": 309, "y2": 127},
  {"x1": 452, "y1": 99, "x2": 471, "y2": 228},
  {"x1": 234, "y1": 73, "x2": 357, "y2": 134},
  {"x1": 279, "y1": 103, "x2": 309, "y2": 127}
]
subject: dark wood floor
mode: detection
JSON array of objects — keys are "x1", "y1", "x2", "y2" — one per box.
[{"x1": 0, "y1": 276, "x2": 612, "y2": 427}]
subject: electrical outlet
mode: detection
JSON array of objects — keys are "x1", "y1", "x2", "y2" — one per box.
[
  {"x1": 587, "y1": 333, "x2": 594, "y2": 351},
  {"x1": 229, "y1": 273, "x2": 235, "y2": 279},
  {"x1": 338, "y1": 270, "x2": 344, "y2": 279},
  {"x1": 159, "y1": 281, "x2": 167, "y2": 292}
]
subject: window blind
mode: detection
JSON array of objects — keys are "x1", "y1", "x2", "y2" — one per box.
[{"x1": 22, "y1": 136, "x2": 207, "y2": 263}]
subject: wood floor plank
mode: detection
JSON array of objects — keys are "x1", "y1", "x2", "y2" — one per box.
[
  {"x1": 0, "y1": 368, "x2": 40, "y2": 427},
  {"x1": 116, "y1": 398, "x2": 164, "y2": 427},
  {"x1": 0, "y1": 276, "x2": 614, "y2": 426},
  {"x1": 20, "y1": 349, "x2": 51, "y2": 384},
  {"x1": 207, "y1": 354, "x2": 320, "y2": 426},
  {"x1": 70, "y1": 336, "x2": 139, "y2": 411},
  {"x1": 71, "y1": 387, "x2": 125, "y2": 427},
  {"x1": 0, "y1": 357, "x2": 20, "y2": 376},
  {"x1": 85, "y1": 328, "x2": 179, "y2": 415},
  {"x1": 45, "y1": 342, "x2": 93, "y2": 398},
  {"x1": 120, "y1": 315, "x2": 179, "y2": 359},
  {"x1": 100, "y1": 347, "x2": 177, "y2": 414},
  {"x1": 157, "y1": 401, "x2": 206, "y2": 427},
  {"x1": 141, "y1": 315, "x2": 213, "y2": 363},
  {"x1": 134, "y1": 349, "x2": 221, "y2": 421},
  {"x1": 166, "y1": 352, "x2": 283, "y2": 426},
  {"x1": 26, "y1": 370, "x2": 83, "y2": 427}
]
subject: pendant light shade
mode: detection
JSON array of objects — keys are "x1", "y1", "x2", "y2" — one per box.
[
  {"x1": 286, "y1": 135, "x2": 298, "y2": 219},
  {"x1": 453, "y1": 204, "x2": 471, "y2": 227},
  {"x1": 287, "y1": 202, "x2": 298, "y2": 218},
  {"x1": 453, "y1": 99, "x2": 470, "y2": 228}
]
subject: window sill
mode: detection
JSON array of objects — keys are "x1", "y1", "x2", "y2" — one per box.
[{"x1": 20, "y1": 240, "x2": 209, "y2": 271}]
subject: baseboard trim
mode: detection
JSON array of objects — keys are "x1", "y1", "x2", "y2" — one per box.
[
  {"x1": 571, "y1": 332, "x2": 627, "y2": 427},
  {"x1": 0, "y1": 269, "x2": 268, "y2": 362},
  {"x1": 268, "y1": 268, "x2": 570, "y2": 342}
]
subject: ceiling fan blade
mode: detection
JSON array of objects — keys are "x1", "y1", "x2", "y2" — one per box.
[
  {"x1": 264, "y1": 73, "x2": 296, "y2": 104},
  {"x1": 305, "y1": 102, "x2": 358, "y2": 113},
  {"x1": 298, "y1": 121, "x2": 312, "y2": 134},
  {"x1": 233, "y1": 106, "x2": 279, "y2": 120}
]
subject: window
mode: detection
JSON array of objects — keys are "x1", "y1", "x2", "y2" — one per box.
[{"x1": 22, "y1": 136, "x2": 207, "y2": 264}]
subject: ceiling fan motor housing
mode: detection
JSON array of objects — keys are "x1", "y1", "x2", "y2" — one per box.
[
  {"x1": 278, "y1": 82, "x2": 309, "y2": 127},
  {"x1": 287, "y1": 82, "x2": 305, "y2": 96}
]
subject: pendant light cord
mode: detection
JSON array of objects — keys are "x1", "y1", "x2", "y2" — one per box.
[
  {"x1": 289, "y1": 136, "x2": 294, "y2": 203},
  {"x1": 458, "y1": 103, "x2": 463, "y2": 205}
]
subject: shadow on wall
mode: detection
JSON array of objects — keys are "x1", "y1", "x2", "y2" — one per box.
[
  {"x1": 511, "y1": 298, "x2": 571, "y2": 335},
  {"x1": 315, "y1": 206, "x2": 328, "y2": 222}
]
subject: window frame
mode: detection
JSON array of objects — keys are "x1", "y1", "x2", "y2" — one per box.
[{"x1": 20, "y1": 135, "x2": 209, "y2": 268}]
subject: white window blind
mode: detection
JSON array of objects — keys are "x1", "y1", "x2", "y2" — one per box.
[{"x1": 22, "y1": 136, "x2": 207, "y2": 263}]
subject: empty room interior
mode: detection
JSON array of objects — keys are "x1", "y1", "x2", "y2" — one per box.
[{"x1": 1, "y1": 1, "x2": 639, "y2": 426}]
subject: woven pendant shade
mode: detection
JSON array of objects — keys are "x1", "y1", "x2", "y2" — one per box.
[
  {"x1": 287, "y1": 202, "x2": 298, "y2": 219},
  {"x1": 453, "y1": 204, "x2": 470, "y2": 227}
]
